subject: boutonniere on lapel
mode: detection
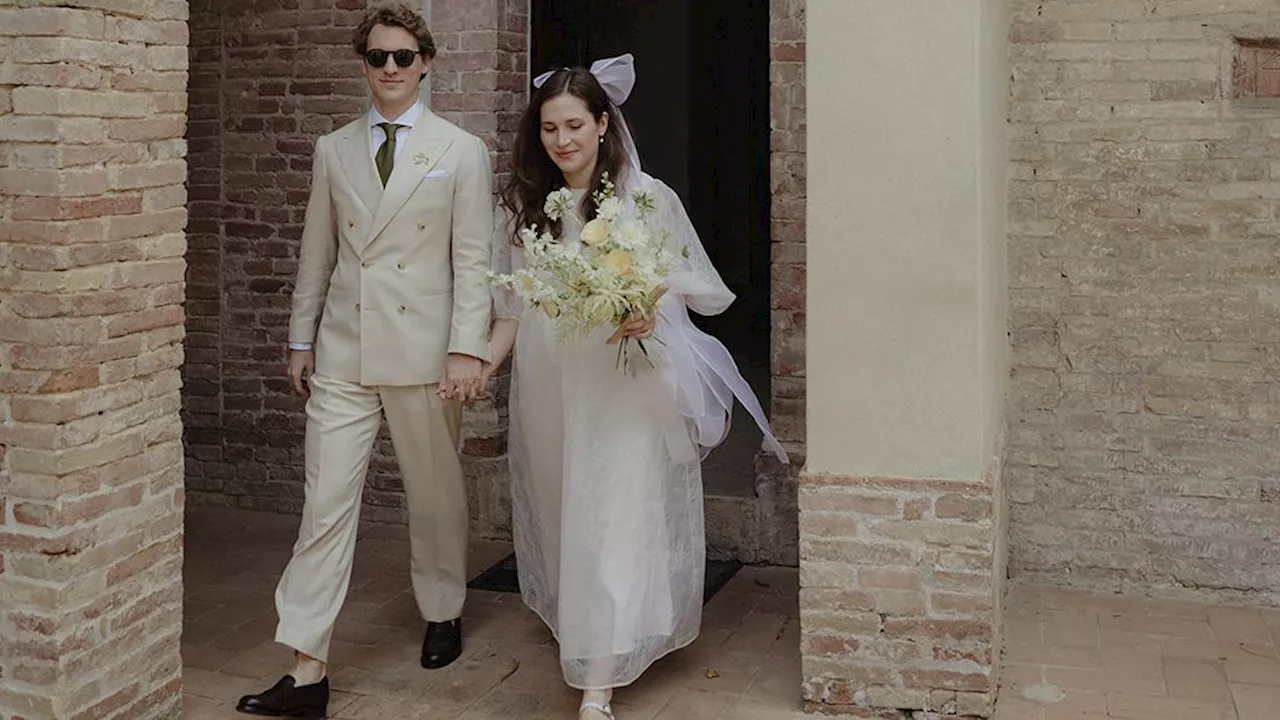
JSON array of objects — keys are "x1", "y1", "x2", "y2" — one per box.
[{"x1": 413, "y1": 152, "x2": 430, "y2": 166}]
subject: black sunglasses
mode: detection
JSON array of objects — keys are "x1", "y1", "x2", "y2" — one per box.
[{"x1": 364, "y1": 49, "x2": 420, "y2": 68}]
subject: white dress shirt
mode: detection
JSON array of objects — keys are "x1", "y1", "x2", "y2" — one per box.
[
  {"x1": 369, "y1": 100, "x2": 423, "y2": 162},
  {"x1": 288, "y1": 102, "x2": 425, "y2": 353}
]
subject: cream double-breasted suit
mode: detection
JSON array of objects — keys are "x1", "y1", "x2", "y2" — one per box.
[{"x1": 275, "y1": 103, "x2": 492, "y2": 661}]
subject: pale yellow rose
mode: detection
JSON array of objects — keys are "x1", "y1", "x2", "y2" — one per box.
[
  {"x1": 540, "y1": 301, "x2": 560, "y2": 318},
  {"x1": 603, "y1": 249, "x2": 633, "y2": 276},
  {"x1": 580, "y1": 218, "x2": 610, "y2": 246}
]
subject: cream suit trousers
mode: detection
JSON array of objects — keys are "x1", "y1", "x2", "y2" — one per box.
[{"x1": 274, "y1": 372, "x2": 467, "y2": 661}]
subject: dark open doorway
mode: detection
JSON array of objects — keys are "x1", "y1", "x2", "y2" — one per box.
[{"x1": 531, "y1": 0, "x2": 773, "y2": 497}]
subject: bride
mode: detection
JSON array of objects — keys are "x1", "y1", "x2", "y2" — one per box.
[{"x1": 482, "y1": 54, "x2": 788, "y2": 719}]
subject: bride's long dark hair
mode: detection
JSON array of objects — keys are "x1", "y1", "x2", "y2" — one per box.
[{"x1": 500, "y1": 67, "x2": 632, "y2": 245}]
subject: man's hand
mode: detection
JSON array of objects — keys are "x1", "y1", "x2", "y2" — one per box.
[
  {"x1": 439, "y1": 353, "x2": 483, "y2": 404},
  {"x1": 288, "y1": 349, "x2": 316, "y2": 398}
]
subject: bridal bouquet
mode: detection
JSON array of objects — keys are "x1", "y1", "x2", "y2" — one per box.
[{"x1": 489, "y1": 174, "x2": 682, "y2": 372}]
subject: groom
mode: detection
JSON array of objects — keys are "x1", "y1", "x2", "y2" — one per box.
[{"x1": 237, "y1": 3, "x2": 492, "y2": 717}]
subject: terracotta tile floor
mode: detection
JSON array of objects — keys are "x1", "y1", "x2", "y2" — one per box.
[
  {"x1": 995, "y1": 584, "x2": 1280, "y2": 720},
  {"x1": 183, "y1": 507, "x2": 1280, "y2": 719},
  {"x1": 182, "y1": 507, "x2": 806, "y2": 719}
]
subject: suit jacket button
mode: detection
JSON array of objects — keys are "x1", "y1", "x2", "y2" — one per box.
[
  {"x1": 417, "y1": 222, "x2": 425, "y2": 230},
  {"x1": 355, "y1": 303, "x2": 361, "y2": 311},
  {"x1": 348, "y1": 221, "x2": 354, "y2": 228},
  {"x1": 398, "y1": 305, "x2": 406, "y2": 313},
  {"x1": 396, "y1": 262, "x2": 405, "y2": 270}
]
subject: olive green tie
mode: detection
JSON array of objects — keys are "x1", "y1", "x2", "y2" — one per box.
[{"x1": 374, "y1": 122, "x2": 404, "y2": 186}]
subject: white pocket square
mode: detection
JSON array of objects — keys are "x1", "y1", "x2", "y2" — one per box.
[{"x1": 425, "y1": 169, "x2": 449, "y2": 179}]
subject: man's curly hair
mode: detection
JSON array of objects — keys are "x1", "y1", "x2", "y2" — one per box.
[{"x1": 352, "y1": 2, "x2": 437, "y2": 59}]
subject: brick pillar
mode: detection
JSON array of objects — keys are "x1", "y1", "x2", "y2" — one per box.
[
  {"x1": 770, "y1": 0, "x2": 806, "y2": 450},
  {"x1": 799, "y1": 1, "x2": 1009, "y2": 717},
  {"x1": 0, "y1": 2, "x2": 190, "y2": 718},
  {"x1": 431, "y1": 0, "x2": 529, "y2": 539}
]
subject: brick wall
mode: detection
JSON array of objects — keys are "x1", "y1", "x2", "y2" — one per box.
[
  {"x1": 1007, "y1": 0, "x2": 1280, "y2": 605},
  {"x1": 184, "y1": 0, "x2": 369, "y2": 516},
  {"x1": 431, "y1": 0, "x2": 528, "y2": 184},
  {"x1": 799, "y1": 476, "x2": 999, "y2": 718},
  {"x1": 0, "y1": 2, "x2": 189, "y2": 718},
  {"x1": 183, "y1": 0, "x2": 528, "y2": 539},
  {"x1": 770, "y1": 0, "x2": 806, "y2": 450}
]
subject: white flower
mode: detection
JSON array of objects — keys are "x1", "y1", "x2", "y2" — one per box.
[
  {"x1": 597, "y1": 196, "x2": 624, "y2": 222},
  {"x1": 544, "y1": 188, "x2": 574, "y2": 221},
  {"x1": 615, "y1": 219, "x2": 646, "y2": 250}
]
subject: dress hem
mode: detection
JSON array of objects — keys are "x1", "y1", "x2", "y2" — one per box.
[{"x1": 520, "y1": 594, "x2": 702, "y2": 691}]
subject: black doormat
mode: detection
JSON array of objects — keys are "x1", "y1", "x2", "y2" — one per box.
[{"x1": 468, "y1": 553, "x2": 742, "y2": 605}]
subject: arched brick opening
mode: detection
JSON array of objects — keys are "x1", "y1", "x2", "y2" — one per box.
[
  {"x1": 180, "y1": 0, "x2": 808, "y2": 561},
  {"x1": 0, "y1": 0, "x2": 805, "y2": 716}
]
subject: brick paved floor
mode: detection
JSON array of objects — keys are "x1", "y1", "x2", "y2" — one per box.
[
  {"x1": 995, "y1": 583, "x2": 1280, "y2": 720},
  {"x1": 182, "y1": 507, "x2": 1280, "y2": 719},
  {"x1": 181, "y1": 507, "x2": 805, "y2": 719}
]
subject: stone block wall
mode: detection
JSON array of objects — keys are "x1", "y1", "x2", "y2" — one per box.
[
  {"x1": 1007, "y1": 0, "x2": 1280, "y2": 605},
  {"x1": 0, "y1": 1, "x2": 190, "y2": 717}
]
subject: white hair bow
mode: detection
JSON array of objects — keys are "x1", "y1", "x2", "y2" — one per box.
[{"x1": 532, "y1": 53, "x2": 636, "y2": 107}]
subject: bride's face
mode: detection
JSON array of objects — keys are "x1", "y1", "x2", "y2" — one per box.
[{"x1": 540, "y1": 93, "x2": 608, "y2": 185}]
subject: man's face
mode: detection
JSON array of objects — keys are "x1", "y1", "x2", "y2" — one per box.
[{"x1": 362, "y1": 23, "x2": 431, "y2": 113}]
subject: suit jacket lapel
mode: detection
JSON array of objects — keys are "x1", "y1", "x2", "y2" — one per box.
[
  {"x1": 337, "y1": 121, "x2": 382, "y2": 218},
  {"x1": 367, "y1": 116, "x2": 453, "y2": 248}
]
